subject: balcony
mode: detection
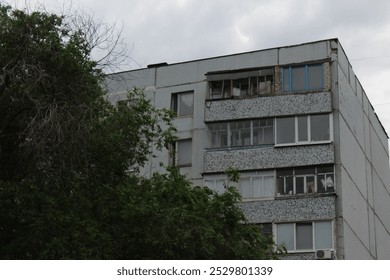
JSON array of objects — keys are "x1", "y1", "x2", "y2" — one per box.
[{"x1": 204, "y1": 144, "x2": 334, "y2": 173}]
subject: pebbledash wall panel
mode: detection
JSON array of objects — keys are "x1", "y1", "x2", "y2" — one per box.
[
  {"x1": 205, "y1": 92, "x2": 332, "y2": 122},
  {"x1": 204, "y1": 144, "x2": 334, "y2": 173},
  {"x1": 240, "y1": 196, "x2": 336, "y2": 223}
]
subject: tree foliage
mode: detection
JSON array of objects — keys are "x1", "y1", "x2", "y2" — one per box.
[{"x1": 0, "y1": 4, "x2": 281, "y2": 260}]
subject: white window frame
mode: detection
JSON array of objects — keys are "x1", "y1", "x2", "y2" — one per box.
[
  {"x1": 203, "y1": 170, "x2": 275, "y2": 200},
  {"x1": 276, "y1": 166, "x2": 335, "y2": 196},
  {"x1": 238, "y1": 171, "x2": 275, "y2": 200},
  {"x1": 275, "y1": 113, "x2": 333, "y2": 147},
  {"x1": 275, "y1": 221, "x2": 334, "y2": 253},
  {"x1": 203, "y1": 174, "x2": 227, "y2": 194},
  {"x1": 207, "y1": 119, "x2": 274, "y2": 149}
]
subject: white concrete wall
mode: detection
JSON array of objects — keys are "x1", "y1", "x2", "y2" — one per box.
[{"x1": 336, "y1": 42, "x2": 390, "y2": 259}]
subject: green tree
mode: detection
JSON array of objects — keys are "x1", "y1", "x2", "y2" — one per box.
[
  {"x1": 0, "y1": 4, "x2": 281, "y2": 259},
  {"x1": 111, "y1": 168, "x2": 281, "y2": 259}
]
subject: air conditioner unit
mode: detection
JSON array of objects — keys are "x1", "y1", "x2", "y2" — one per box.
[{"x1": 315, "y1": 249, "x2": 332, "y2": 260}]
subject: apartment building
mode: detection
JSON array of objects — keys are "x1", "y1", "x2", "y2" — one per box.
[{"x1": 105, "y1": 39, "x2": 390, "y2": 260}]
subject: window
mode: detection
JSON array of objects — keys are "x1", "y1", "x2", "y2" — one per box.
[
  {"x1": 207, "y1": 68, "x2": 274, "y2": 99},
  {"x1": 276, "y1": 165, "x2": 335, "y2": 196},
  {"x1": 275, "y1": 114, "x2": 332, "y2": 145},
  {"x1": 208, "y1": 123, "x2": 228, "y2": 148},
  {"x1": 209, "y1": 80, "x2": 231, "y2": 99},
  {"x1": 204, "y1": 175, "x2": 226, "y2": 194},
  {"x1": 283, "y1": 64, "x2": 323, "y2": 93},
  {"x1": 317, "y1": 166, "x2": 335, "y2": 193},
  {"x1": 204, "y1": 170, "x2": 275, "y2": 199},
  {"x1": 276, "y1": 221, "x2": 333, "y2": 252},
  {"x1": 310, "y1": 114, "x2": 330, "y2": 141},
  {"x1": 208, "y1": 118, "x2": 274, "y2": 148},
  {"x1": 253, "y1": 119, "x2": 274, "y2": 145},
  {"x1": 230, "y1": 120, "x2": 251, "y2": 146},
  {"x1": 238, "y1": 171, "x2": 274, "y2": 199},
  {"x1": 260, "y1": 223, "x2": 273, "y2": 237},
  {"x1": 276, "y1": 117, "x2": 295, "y2": 144},
  {"x1": 172, "y1": 139, "x2": 192, "y2": 166},
  {"x1": 171, "y1": 91, "x2": 194, "y2": 117}
]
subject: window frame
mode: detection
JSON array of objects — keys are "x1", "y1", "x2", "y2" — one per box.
[
  {"x1": 276, "y1": 165, "x2": 335, "y2": 196},
  {"x1": 282, "y1": 64, "x2": 324, "y2": 93},
  {"x1": 275, "y1": 221, "x2": 334, "y2": 253},
  {"x1": 275, "y1": 113, "x2": 333, "y2": 147},
  {"x1": 207, "y1": 68, "x2": 275, "y2": 100},
  {"x1": 203, "y1": 170, "x2": 276, "y2": 200},
  {"x1": 171, "y1": 91, "x2": 194, "y2": 117},
  {"x1": 238, "y1": 171, "x2": 275, "y2": 199},
  {"x1": 171, "y1": 138, "x2": 192, "y2": 167},
  {"x1": 207, "y1": 118, "x2": 274, "y2": 149}
]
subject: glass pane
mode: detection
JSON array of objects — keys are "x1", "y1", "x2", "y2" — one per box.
[
  {"x1": 204, "y1": 180, "x2": 214, "y2": 189},
  {"x1": 276, "y1": 117, "x2": 295, "y2": 144},
  {"x1": 295, "y1": 167, "x2": 315, "y2": 175},
  {"x1": 263, "y1": 176, "x2": 275, "y2": 197},
  {"x1": 250, "y1": 76, "x2": 258, "y2": 95},
  {"x1": 259, "y1": 80, "x2": 271, "y2": 95},
  {"x1": 261, "y1": 223, "x2": 273, "y2": 236},
  {"x1": 252, "y1": 177, "x2": 263, "y2": 198},
  {"x1": 317, "y1": 174, "x2": 326, "y2": 193},
  {"x1": 210, "y1": 81, "x2": 223, "y2": 99},
  {"x1": 296, "y1": 223, "x2": 313, "y2": 250},
  {"x1": 219, "y1": 131, "x2": 228, "y2": 147},
  {"x1": 283, "y1": 68, "x2": 290, "y2": 92},
  {"x1": 233, "y1": 78, "x2": 249, "y2": 96},
  {"x1": 177, "y1": 139, "x2": 192, "y2": 165},
  {"x1": 308, "y1": 65, "x2": 323, "y2": 90},
  {"x1": 291, "y1": 67, "x2": 306, "y2": 91},
  {"x1": 277, "y1": 224, "x2": 294, "y2": 251},
  {"x1": 239, "y1": 178, "x2": 252, "y2": 198},
  {"x1": 276, "y1": 177, "x2": 285, "y2": 195},
  {"x1": 209, "y1": 123, "x2": 228, "y2": 148},
  {"x1": 318, "y1": 165, "x2": 334, "y2": 173},
  {"x1": 286, "y1": 177, "x2": 293, "y2": 195},
  {"x1": 178, "y1": 92, "x2": 193, "y2": 117},
  {"x1": 307, "y1": 176, "x2": 315, "y2": 193},
  {"x1": 254, "y1": 128, "x2": 263, "y2": 145},
  {"x1": 263, "y1": 127, "x2": 274, "y2": 144},
  {"x1": 277, "y1": 170, "x2": 293, "y2": 177},
  {"x1": 315, "y1": 221, "x2": 333, "y2": 249},
  {"x1": 298, "y1": 116, "x2": 308, "y2": 142},
  {"x1": 223, "y1": 80, "x2": 232, "y2": 98},
  {"x1": 242, "y1": 121, "x2": 251, "y2": 146},
  {"x1": 311, "y1": 114, "x2": 330, "y2": 141},
  {"x1": 295, "y1": 177, "x2": 304, "y2": 194},
  {"x1": 215, "y1": 179, "x2": 225, "y2": 194},
  {"x1": 326, "y1": 174, "x2": 335, "y2": 192}
]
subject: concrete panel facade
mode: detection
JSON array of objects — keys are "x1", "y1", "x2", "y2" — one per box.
[
  {"x1": 342, "y1": 220, "x2": 372, "y2": 260},
  {"x1": 375, "y1": 217, "x2": 390, "y2": 259},
  {"x1": 205, "y1": 92, "x2": 332, "y2": 122},
  {"x1": 204, "y1": 144, "x2": 334, "y2": 173},
  {"x1": 340, "y1": 166, "x2": 370, "y2": 249},
  {"x1": 241, "y1": 196, "x2": 335, "y2": 223}
]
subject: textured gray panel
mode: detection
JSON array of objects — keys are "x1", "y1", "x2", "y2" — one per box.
[
  {"x1": 204, "y1": 144, "x2": 334, "y2": 173},
  {"x1": 240, "y1": 196, "x2": 336, "y2": 223},
  {"x1": 205, "y1": 92, "x2": 332, "y2": 122}
]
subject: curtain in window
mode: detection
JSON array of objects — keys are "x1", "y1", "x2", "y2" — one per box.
[{"x1": 178, "y1": 93, "x2": 193, "y2": 116}]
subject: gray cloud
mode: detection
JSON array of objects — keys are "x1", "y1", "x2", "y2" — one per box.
[{"x1": 15, "y1": 0, "x2": 390, "y2": 137}]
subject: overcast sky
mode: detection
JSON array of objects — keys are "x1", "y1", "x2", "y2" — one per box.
[{"x1": 8, "y1": 0, "x2": 390, "y2": 141}]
